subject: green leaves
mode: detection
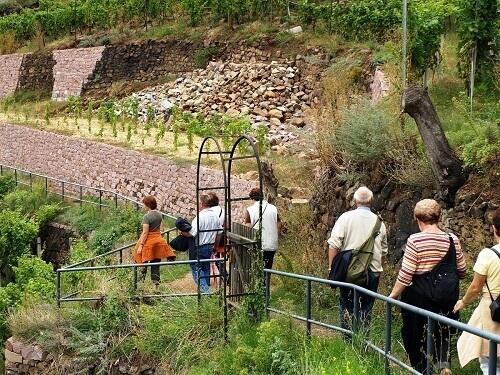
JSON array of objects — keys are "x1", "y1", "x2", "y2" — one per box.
[{"x1": 0, "y1": 209, "x2": 39, "y2": 276}]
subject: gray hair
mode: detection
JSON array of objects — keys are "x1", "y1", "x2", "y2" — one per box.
[{"x1": 353, "y1": 186, "x2": 373, "y2": 205}]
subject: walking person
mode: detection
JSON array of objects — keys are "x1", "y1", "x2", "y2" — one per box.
[
  {"x1": 388, "y1": 199, "x2": 467, "y2": 374},
  {"x1": 453, "y1": 208, "x2": 500, "y2": 374},
  {"x1": 181, "y1": 194, "x2": 222, "y2": 293},
  {"x1": 245, "y1": 187, "x2": 282, "y2": 270},
  {"x1": 134, "y1": 196, "x2": 176, "y2": 285},
  {"x1": 327, "y1": 186, "x2": 388, "y2": 340}
]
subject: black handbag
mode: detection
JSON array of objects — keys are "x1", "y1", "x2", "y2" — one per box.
[
  {"x1": 486, "y1": 248, "x2": 500, "y2": 323},
  {"x1": 411, "y1": 235, "x2": 459, "y2": 306}
]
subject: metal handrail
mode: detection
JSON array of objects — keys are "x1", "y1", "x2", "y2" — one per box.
[
  {"x1": 64, "y1": 228, "x2": 178, "y2": 269},
  {"x1": 56, "y1": 256, "x2": 224, "y2": 306},
  {"x1": 0, "y1": 163, "x2": 176, "y2": 220},
  {"x1": 265, "y1": 269, "x2": 500, "y2": 375}
]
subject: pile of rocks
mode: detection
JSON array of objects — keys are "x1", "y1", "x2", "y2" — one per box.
[
  {"x1": 5, "y1": 337, "x2": 48, "y2": 374},
  {"x1": 127, "y1": 58, "x2": 324, "y2": 155}
]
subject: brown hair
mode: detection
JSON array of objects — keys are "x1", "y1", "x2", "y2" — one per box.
[
  {"x1": 207, "y1": 192, "x2": 219, "y2": 207},
  {"x1": 199, "y1": 194, "x2": 211, "y2": 208},
  {"x1": 249, "y1": 187, "x2": 261, "y2": 200},
  {"x1": 492, "y1": 208, "x2": 500, "y2": 237},
  {"x1": 143, "y1": 196, "x2": 157, "y2": 210},
  {"x1": 414, "y1": 199, "x2": 441, "y2": 225}
]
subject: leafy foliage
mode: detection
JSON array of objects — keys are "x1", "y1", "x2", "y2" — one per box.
[
  {"x1": 0, "y1": 208, "x2": 39, "y2": 277},
  {"x1": 0, "y1": 174, "x2": 16, "y2": 199},
  {"x1": 456, "y1": 0, "x2": 498, "y2": 90},
  {"x1": 0, "y1": 255, "x2": 55, "y2": 340}
]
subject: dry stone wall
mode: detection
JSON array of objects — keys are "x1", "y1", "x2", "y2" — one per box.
[
  {"x1": 0, "y1": 123, "x2": 254, "y2": 220},
  {"x1": 82, "y1": 40, "x2": 203, "y2": 94},
  {"x1": 17, "y1": 52, "x2": 56, "y2": 93},
  {"x1": 52, "y1": 46, "x2": 106, "y2": 101},
  {"x1": 0, "y1": 54, "x2": 24, "y2": 98}
]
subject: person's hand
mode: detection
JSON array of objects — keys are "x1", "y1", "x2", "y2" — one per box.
[
  {"x1": 453, "y1": 299, "x2": 467, "y2": 314},
  {"x1": 137, "y1": 245, "x2": 143, "y2": 255}
]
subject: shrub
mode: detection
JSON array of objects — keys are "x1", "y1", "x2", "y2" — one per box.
[
  {"x1": 89, "y1": 225, "x2": 120, "y2": 255},
  {"x1": 332, "y1": 101, "x2": 391, "y2": 165},
  {"x1": 194, "y1": 47, "x2": 218, "y2": 69},
  {"x1": 35, "y1": 203, "x2": 63, "y2": 228},
  {"x1": 12, "y1": 254, "x2": 56, "y2": 302},
  {"x1": 0, "y1": 208, "x2": 39, "y2": 279},
  {"x1": 0, "y1": 174, "x2": 16, "y2": 199}
]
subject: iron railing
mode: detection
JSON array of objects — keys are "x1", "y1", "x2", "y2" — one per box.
[
  {"x1": 0, "y1": 163, "x2": 175, "y2": 219},
  {"x1": 265, "y1": 269, "x2": 500, "y2": 375}
]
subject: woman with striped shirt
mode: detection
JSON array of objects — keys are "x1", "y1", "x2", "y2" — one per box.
[{"x1": 389, "y1": 199, "x2": 467, "y2": 374}]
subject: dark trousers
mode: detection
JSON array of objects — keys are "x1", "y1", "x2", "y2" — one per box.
[
  {"x1": 339, "y1": 269, "x2": 380, "y2": 340},
  {"x1": 140, "y1": 258, "x2": 161, "y2": 284},
  {"x1": 401, "y1": 287, "x2": 458, "y2": 373},
  {"x1": 263, "y1": 250, "x2": 276, "y2": 270}
]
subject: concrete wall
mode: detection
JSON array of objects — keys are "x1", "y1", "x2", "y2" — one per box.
[{"x1": 0, "y1": 123, "x2": 255, "y2": 220}]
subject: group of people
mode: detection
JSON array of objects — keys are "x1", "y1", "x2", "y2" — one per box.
[
  {"x1": 133, "y1": 188, "x2": 281, "y2": 293},
  {"x1": 132, "y1": 185, "x2": 499, "y2": 374},
  {"x1": 328, "y1": 186, "x2": 500, "y2": 375}
]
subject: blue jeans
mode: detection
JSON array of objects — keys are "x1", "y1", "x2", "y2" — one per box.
[
  {"x1": 190, "y1": 244, "x2": 212, "y2": 293},
  {"x1": 339, "y1": 269, "x2": 380, "y2": 340}
]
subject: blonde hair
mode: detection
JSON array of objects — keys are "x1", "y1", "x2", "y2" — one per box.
[{"x1": 414, "y1": 199, "x2": 441, "y2": 224}]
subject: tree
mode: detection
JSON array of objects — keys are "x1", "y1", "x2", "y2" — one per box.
[{"x1": 403, "y1": 86, "x2": 467, "y2": 204}]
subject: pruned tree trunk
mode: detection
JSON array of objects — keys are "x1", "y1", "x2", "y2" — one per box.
[{"x1": 403, "y1": 86, "x2": 467, "y2": 204}]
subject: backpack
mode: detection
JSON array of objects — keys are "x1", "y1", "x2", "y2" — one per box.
[
  {"x1": 328, "y1": 216, "x2": 382, "y2": 288},
  {"x1": 411, "y1": 235, "x2": 459, "y2": 306}
]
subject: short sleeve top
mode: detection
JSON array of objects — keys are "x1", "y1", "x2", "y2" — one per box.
[
  {"x1": 142, "y1": 210, "x2": 162, "y2": 232},
  {"x1": 474, "y1": 245, "x2": 500, "y2": 294}
]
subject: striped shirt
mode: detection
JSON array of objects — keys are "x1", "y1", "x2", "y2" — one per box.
[{"x1": 397, "y1": 232, "x2": 467, "y2": 286}]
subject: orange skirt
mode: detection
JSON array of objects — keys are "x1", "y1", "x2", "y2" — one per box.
[{"x1": 133, "y1": 231, "x2": 176, "y2": 263}]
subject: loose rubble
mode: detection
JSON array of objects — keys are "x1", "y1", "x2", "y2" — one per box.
[{"x1": 126, "y1": 59, "x2": 323, "y2": 156}]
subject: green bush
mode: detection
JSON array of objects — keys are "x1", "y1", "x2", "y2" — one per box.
[
  {"x1": 89, "y1": 225, "x2": 120, "y2": 255},
  {"x1": 35, "y1": 203, "x2": 63, "y2": 228},
  {"x1": 0, "y1": 208, "x2": 39, "y2": 279},
  {"x1": 0, "y1": 174, "x2": 16, "y2": 199},
  {"x1": 332, "y1": 101, "x2": 391, "y2": 165},
  {"x1": 193, "y1": 47, "x2": 218, "y2": 69},
  {"x1": 12, "y1": 254, "x2": 56, "y2": 302}
]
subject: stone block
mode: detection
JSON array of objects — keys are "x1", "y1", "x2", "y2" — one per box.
[{"x1": 5, "y1": 349, "x2": 23, "y2": 363}]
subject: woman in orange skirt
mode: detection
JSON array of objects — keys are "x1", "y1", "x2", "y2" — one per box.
[{"x1": 134, "y1": 196, "x2": 176, "y2": 284}]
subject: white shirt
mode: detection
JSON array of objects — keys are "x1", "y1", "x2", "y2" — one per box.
[
  {"x1": 327, "y1": 206, "x2": 388, "y2": 274},
  {"x1": 247, "y1": 200, "x2": 279, "y2": 251},
  {"x1": 189, "y1": 207, "x2": 222, "y2": 246},
  {"x1": 211, "y1": 205, "x2": 225, "y2": 227}
]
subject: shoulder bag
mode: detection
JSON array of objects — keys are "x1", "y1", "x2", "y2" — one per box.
[
  {"x1": 485, "y1": 247, "x2": 500, "y2": 323},
  {"x1": 411, "y1": 235, "x2": 459, "y2": 306}
]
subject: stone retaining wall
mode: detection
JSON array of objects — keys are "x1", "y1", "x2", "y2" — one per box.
[
  {"x1": 0, "y1": 54, "x2": 24, "y2": 98},
  {"x1": 52, "y1": 46, "x2": 106, "y2": 101},
  {"x1": 0, "y1": 123, "x2": 254, "y2": 220},
  {"x1": 82, "y1": 40, "x2": 203, "y2": 94},
  {"x1": 17, "y1": 52, "x2": 56, "y2": 93}
]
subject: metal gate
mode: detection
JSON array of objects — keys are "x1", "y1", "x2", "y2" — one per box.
[{"x1": 195, "y1": 135, "x2": 264, "y2": 335}]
